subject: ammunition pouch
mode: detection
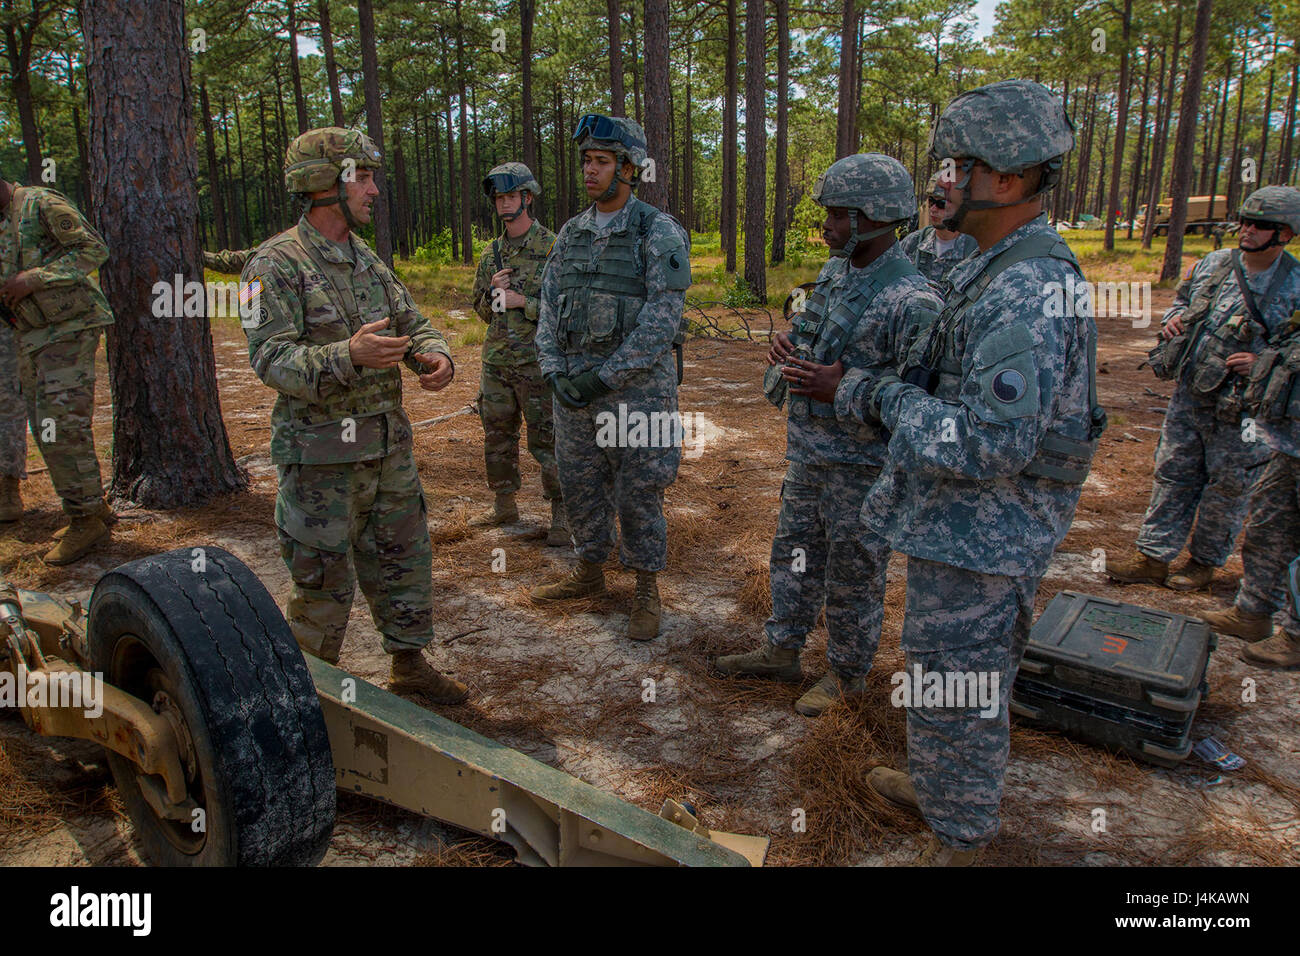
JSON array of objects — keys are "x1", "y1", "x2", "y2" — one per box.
[
  {"x1": 763, "y1": 363, "x2": 788, "y2": 409},
  {"x1": 1245, "y1": 345, "x2": 1300, "y2": 423}
]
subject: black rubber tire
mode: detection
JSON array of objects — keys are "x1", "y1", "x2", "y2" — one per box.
[
  {"x1": 88, "y1": 546, "x2": 335, "y2": 866},
  {"x1": 1155, "y1": 225, "x2": 1168, "y2": 237}
]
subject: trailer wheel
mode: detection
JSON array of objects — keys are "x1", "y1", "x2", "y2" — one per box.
[
  {"x1": 1155, "y1": 225, "x2": 1168, "y2": 237},
  {"x1": 88, "y1": 546, "x2": 335, "y2": 866}
]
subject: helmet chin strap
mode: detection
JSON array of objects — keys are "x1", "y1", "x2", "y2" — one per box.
[
  {"x1": 499, "y1": 197, "x2": 529, "y2": 222},
  {"x1": 594, "y1": 152, "x2": 638, "y2": 202},
  {"x1": 308, "y1": 178, "x2": 364, "y2": 230},
  {"x1": 939, "y1": 158, "x2": 1057, "y2": 232},
  {"x1": 832, "y1": 210, "x2": 899, "y2": 258},
  {"x1": 1240, "y1": 227, "x2": 1287, "y2": 251}
]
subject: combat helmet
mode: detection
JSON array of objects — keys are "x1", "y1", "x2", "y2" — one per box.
[
  {"x1": 482, "y1": 162, "x2": 541, "y2": 222},
  {"x1": 284, "y1": 127, "x2": 383, "y2": 228},
  {"x1": 812, "y1": 153, "x2": 916, "y2": 258},
  {"x1": 1238, "y1": 186, "x2": 1300, "y2": 249},
  {"x1": 928, "y1": 79, "x2": 1075, "y2": 230},
  {"x1": 572, "y1": 114, "x2": 647, "y2": 201}
]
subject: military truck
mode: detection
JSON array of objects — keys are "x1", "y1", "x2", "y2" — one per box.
[{"x1": 1140, "y1": 195, "x2": 1235, "y2": 236}]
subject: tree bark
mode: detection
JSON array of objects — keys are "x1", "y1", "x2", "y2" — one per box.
[
  {"x1": 1224, "y1": 41, "x2": 1248, "y2": 212},
  {"x1": 835, "y1": 0, "x2": 857, "y2": 158},
  {"x1": 742, "y1": 0, "x2": 766, "y2": 300},
  {"x1": 357, "y1": 0, "x2": 392, "y2": 267},
  {"x1": 286, "y1": 0, "x2": 309, "y2": 134},
  {"x1": 1276, "y1": 64, "x2": 1298, "y2": 184},
  {"x1": 1259, "y1": 36, "x2": 1278, "y2": 184},
  {"x1": 521, "y1": 0, "x2": 536, "y2": 171},
  {"x1": 318, "y1": 0, "x2": 345, "y2": 126},
  {"x1": 641, "y1": 0, "x2": 670, "y2": 211},
  {"x1": 1207, "y1": 70, "x2": 1229, "y2": 219},
  {"x1": 771, "y1": 0, "x2": 788, "y2": 265},
  {"x1": 1103, "y1": 0, "x2": 1131, "y2": 251},
  {"x1": 2, "y1": 3, "x2": 52, "y2": 184},
  {"x1": 722, "y1": 0, "x2": 738, "y2": 271},
  {"x1": 629, "y1": 3, "x2": 641, "y2": 125},
  {"x1": 1160, "y1": 0, "x2": 1213, "y2": 282},
  {"x1": 81, "y1": 0, "x2": 244, "y2": 506},
  {"x1": 199, "y1": 82, "x2": 229, "y2": 250},
  {"x1": 455, "y1": 0, "x2": 471, "y2": 264},
  {"x1": 607, "y1": 0, "x2": 625, "y2": 117},
  {"x1": 1126, "y1": 44, "x2": 1153, "y2": 239},
  {"x1": 445, "y1": 94, "x2": 457, "y2": 260},
  {"x1": 1143, "y1": 9, "x2": 1182, "y2": 250}
]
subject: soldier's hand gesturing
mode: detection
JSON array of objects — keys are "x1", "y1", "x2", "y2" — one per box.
[
  {"x1": 0, "y1": 270, "x2": 40, "y2": 309},
  {"x1": 768, "y1": 330, "x2": 795, "y2": 366},
  {"x1": 349, "y1": 317, "x2": 411, "y2": 369},
  {"x1": 414, "y1": 352, "x2": 454, "y2": 391}
]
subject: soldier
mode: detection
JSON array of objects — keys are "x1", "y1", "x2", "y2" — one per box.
[
  {"x1": 0, "y1": 321, "x2": 24, "y2": 523},
  {"x1": 1193, "y1": 187, "x2": 1300, "y2": 670},
  {"x1": 714, "y1": 154, "x2": 941, "y2": 717},
  {"x1": 530, "y1": 114, "x2": 691, "y2": 642},
  {"x1": 0, "y1": 176, "x2": 115, "y2": 563},
  {"x1": 204, "y1": 248, "x2": 253, "y2": 274},
  {"x1": 469, "y1": 162, "x2": 566, "y2": 545},
  {"x1": 838, "y1": 81, "x2": 1104, "y2": 864},
  {"x1": 899, "y1": 172, "x2": 979, "y2": 286},
  {"x1": 1107, "y1": 186, "x2": 1300, "y2": 591},
  {"x1": 240, "y1": 127, "x2": 468, "y2": 704}
]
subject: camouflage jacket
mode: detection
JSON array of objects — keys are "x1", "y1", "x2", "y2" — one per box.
[
  {"x1": 471, "y1": 219, "x2": 555, "y2": 367},
  {"x1": 787, "y1": 244, "x2": 940, "y2": 466},
  {"x1": 535, "y1": 198, "x2": 689, "y2": 390},
  {"x1": 899, "y1": 225, "x2": 979, "y2": 287},
  {"x1": 205, "y1": 248, "x2": 253, "y2": 275},
  {"x1": 0, "y1": 185, "x2": 114, "y2": 353},
  {"x1": 842, "y1": 215, "x2": 1097, "y2": 577},
  {"x1": 240, "y1": 214, "x2": 452, "y2": 465}
]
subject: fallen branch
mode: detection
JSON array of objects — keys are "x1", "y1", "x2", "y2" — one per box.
[{"x1": 412, "y1": 403, "x2": 478, "y2": 429}]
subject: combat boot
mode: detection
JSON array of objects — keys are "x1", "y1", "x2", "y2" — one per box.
[
  {"x1": 545, "y1": 499, "x2": 570, "y2": 547},
  {"x1": 1104, "y1": 550, "x2": 1169, "y2": 585},
  {"x1": 1166, "y1": 558, "x2": 1215, "y2": 591},
  {"x1": 627, "y1": 570, "x2": 660, "y2": 642},
  {"x1": 714, "y1": 640, "x2": 803, "y2": 682},
  {"x1": 52, "y1": 498, "x2": 116, "y2": 539},
  {"x1": 42, "y1": 515, "x2": 108, "y2": 566},
  {"x1": 1240, "y1": 629, "x2": 1300, "y2": 670},
  {"x1": 389, "y1": 649, "x2": 470, "y2": 704},
  {"x1": 794, "y1": 670, "x2": 867, "y2": 717},
  {"x1": 1202, "y1": 605, "x2": 1272, "y2": 642},
  {"x1": 917, "y1": 835, "x2": 981, "y2": 867},
  {"x1": 529, "y1": 558, "x2": 607, "y2": 602},
  {"x1": 865, "y1": 767, "x2": 923, "y2": 818},
  {"x1": 0, "y1": 477, "x2": 20, "y2": 523},
  {"x1": 469, "y1": 492, "x2": 518, "y2": 527}
]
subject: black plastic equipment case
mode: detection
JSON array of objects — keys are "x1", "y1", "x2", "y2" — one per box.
[{"x1": 1010, "y1": 591, "x2": 1216, "y2": 768}]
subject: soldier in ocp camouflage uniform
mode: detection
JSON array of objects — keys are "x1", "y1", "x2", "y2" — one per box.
[
  {"x1": 530, "y1": 114, "x2": 692, "y2": 642},
  {"x1": 204, "y1": 248, "x2": 253, "y2": 274},
  {"x1": 899, "y1": 172, "x2": 979, "y2": 287},
  {"x1": 838, "y1": 81, "x2": 1105, "y2": 864},
  {"x1": 1107, "y1": 187, "x2": 1300, "y2": 592},
  {"x1": 469, "y1": 162, "x2": 565, "y2": 544},
  {"x1": 0, "y1": 176, "x2": 114, "y2": 563},
  {"x1": 0, "y1": 321, "x2": 24, "y2": 522},
  {"x1": 714, "y1": 154, "x2": 941, "y2": 718},
  {"x1": 241, "y1": 127, "x2": 468, "y2": 704},
  {"x1": 1193, "y1": 187, "x2": 1300, "y2": 670}
]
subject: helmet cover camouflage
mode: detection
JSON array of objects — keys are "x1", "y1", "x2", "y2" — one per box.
[
  {"x1": 483, "y1": 162, "x2": 541, "y2": 199},
  {"x1": 812, "y1": 153, "x2": 916, "y2": 223},
  {"x1": 1239, "y1": 186, "x2": 1300, "y2": 233},
  {"x1": 574, "y1": 114, "x2": 648, "y2": 170},
  {"x1": 285, "y1": 127, "x2": 383, "y2": 195},
  {"x1": 928, "y1": 79, "x2": 1075, "y2": 174}
]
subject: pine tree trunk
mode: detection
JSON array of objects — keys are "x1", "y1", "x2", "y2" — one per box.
[
  {"x1": 456, "y1": 4, "x2": 471, "y2": 265},
  {"x1": 220, "y1": 96, "x2": 243, "y2": 248},
  {"x1": 199, "y1": 82, "x2": 229, "y2": 250},
  {"x1": 1160, "y1": 0, "x2": 1213, "y2": 282},
  {"x1": 1224, "y1": 43, "x2": 1248, "y2": 213},
  {"x1": 521, "y1": 0, "x2": 536, "y2": 171},
  {"x1": 835, "y1": 0, "x2": 856, "y2": 158},
  {"x1": 357, "y1": 0, "x2": 392, "y2": 267},
  {"x1": 722, "y1": 0, "x2": 738, "y2": 271},
  {"x1": 1207, "y1": 71, "x2": 1229, "y2": 219},
  {"x1": 393, "y1": 128, "x2": 409, "y2": 258},
  {"x1": 81, "y1": 0, "x2": 244, "y2": 507},
  {"x1": 742, "y1": 0, "x2": 766, "y2": 300},
  {"x1": 684, "y1": 42, "x2": 694, "y2": 231},
  {"x1": 286, "y1": 0, "x2": 309, "y2": 134},
  {"x1": 608, "y1": 0, "x2": 625, "y2": 117},
  {"x1": 1103, "y1": 0, "x2": 1131, "y2": 251},
  {"x1": 771, "y1": 0, "x2": 789, "y2": 266},
  {"x1": 319, "y1": 0, "x2": 345, "y2": 126},
  {"x1": 641, "y1": 0, "x2": 670, "y2": 211},
  {"x1": 1259, "y1": 37, "x2": 1278, "y2": 183},
  {"x1": 1277, "y1": 64, "x2": 1298, "y2": 183},
  {"x1": 1143, "y1": 9, "x2": 1182, "y2": 250},
  {"x1": 446, "y1": 95, "x2": 458, "y2": 260},
  {"x1": 1126, "y1": 45, "x2": 1153, "y2": 239},
  {"x1": 629, "y1": 4, "x2": 642, "y2": 125}
]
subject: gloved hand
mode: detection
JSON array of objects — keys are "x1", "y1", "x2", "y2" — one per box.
[
  {"x1": 547, "y1": 372, "x2": 587, "y2": 409},
  {"x1": 569, "y1": 369, "x2": 612, "y2": 403}
]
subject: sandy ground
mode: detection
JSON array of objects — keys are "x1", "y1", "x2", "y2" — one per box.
[{"x1": 2, "y1": 277, "x2": 1297, "y2": 868}]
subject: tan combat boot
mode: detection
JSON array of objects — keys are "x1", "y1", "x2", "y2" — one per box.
[
  {"x1": 917, "y1": 835, "x2": 982, "y2": 867},
  {"x1": 794, "y1": 670, "x2": 867, "y2": 717},
  {"x1": 0, "y1": 477, "x2": 20, "y2": 523},
  {"x1": 1240, "y1": 629, "x2": 1300, "y2": 670},
  {"x1": 43, "y1": 515, "x2": 108, "y2": 566},
  {"x1": 865, "y1": 767, "x2": 923, "y2": 818},
  {"x1": 714, "y1": 640, "x2": 803, "y2": 682},
  {"x1": 545, "y1": 499, "x2": 570, "y2": 547},
  {"x1": 53, "y1": 498, "x2": 116, "y2": 539},
  {"x1": 469, "y1": 492, "x2": 519, "y2": 527},
  {"x1": 1105, "y1": 550, "x2": 1169, "y2": 585},
  {"x1": 1167, "y1": 558, "x2": 1215, "y2": 591},
  {"x1": 1202, "y1": 605, "x2": 1273, "y2": 642},
  {"x1": 627, "y1": 570, "x2": 660, "y2": 642},
  {"x1": 529, "y1": 558, "x2": 607, "y2": 602},
  {"x1": 389, "y1": 649, "x2": 470, "y2": 704}
]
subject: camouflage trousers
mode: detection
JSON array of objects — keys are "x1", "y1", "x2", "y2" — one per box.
[
  {"x1": 1235, "y1": 451, "x2": 1300, "y2": 634},
  {"x1": 18, "y1": 326, "x2": 104, "y2": 513},
  {"x1": 479, "y1": 360, "x2": 560, "y2": 500},
  {"x1": 0, "y1": 323, "x2": 26, "y2": 479},
  {"x1": 764, "y1": 460, "x2": 887, "y2": 679},
  {"x1": 274, "y1": 445, "x2": 433, "y2": 663},
  {"x1": 1135, "y1": 387, "x2": 1268, "y2": 566},
  {"x1": 900, "y1": 556, "x2": 1038, "y2": 850},
  {"x1": 552, "y1": 364, "x2": 681, "y2": 571}
]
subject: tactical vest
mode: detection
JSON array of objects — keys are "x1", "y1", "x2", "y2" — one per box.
[
  {"x1": 282, "y1": 225, "x2": 404, "y2": 427},
  {"x1": 3, "y1": 186, "x2": 105, "y2": 334},
  {"x1": 787, "y1": 255, "x2": 919, "y2": 418},
  {"x1": 922, "y1": 231, "x2": 1106, "y2": 484}
]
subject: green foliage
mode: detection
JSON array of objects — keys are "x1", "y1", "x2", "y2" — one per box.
[{"x1": 414, "y1": 229, "x2": 456, "y2": 266}]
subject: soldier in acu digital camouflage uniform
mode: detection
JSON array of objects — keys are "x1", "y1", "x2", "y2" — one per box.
[
  {"x1": 1107, "y1": 186, "x2": 1300, "y2": 592},
  {"x1": 530, "y1": 114, "x2": 692, "y2": 642},
  {"x1": 838, "y1": 81, "x2": 1105, "y2": 864},
  {"x1": 1191, "y1": 186, "x2": 1300, "y2": 670},
  {"x1": 899, "y1": 172, "x2": 979, "y2": 287},
  {"x1": 469, "y1": 162, "x2": 566, "y2": 544},
  {"x1": 714, "y1": 154, "x2": 941, "y2": 717},
  {"x1": 241, "y1": 127, "x2": 468, "y2": 704},
  {"x1": 0, "y1": 175, "x2": 115, "y2": 564}
]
